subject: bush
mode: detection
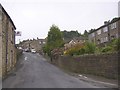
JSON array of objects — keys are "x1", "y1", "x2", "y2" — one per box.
[
  {"x1": 64, "y1": 42, "x2": 96, "y2": 56},
  {"x1": 65, "y1": 48, "x2": 78, "y2": 56},
  {"x1": 101, "y1": 46, "x2": 113, "y2": 53},
  {"x1": 64, "y1": 43, "x2": 84, "y2": 56},
  {"x1": 112, "y1": 38, "x2": 120, "y2": 51},
  {"x1": 84, "y1": 41, "x2": 96, "y2": 54},
  {"x1": 78, "y1": 48, "x2": 85, "y2": 55}
]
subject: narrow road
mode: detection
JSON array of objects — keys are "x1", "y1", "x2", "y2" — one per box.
[{"x1": 3, "y1": 52, "x2": 104, "y2": 88}]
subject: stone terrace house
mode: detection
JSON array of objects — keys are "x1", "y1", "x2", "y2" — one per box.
[
  {"x1": 30, "y1": 39, "x2": 46, "y2": 53},
  {"x1": 0, "y1": 4, "x2": 16, "y2": 78},
  {"x1": 88, "y1": 17, "x2": 120, "y2": 46},
  {"x1": 19, "y1": 38, "x2": 46, "y2": 53}
]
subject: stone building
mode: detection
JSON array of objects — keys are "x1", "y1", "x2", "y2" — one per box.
[
  {"x1": 64, "y1": 36, "x2": 86, "y2": 50},
  {"x1": 88, "y1": 17, "x2": 120, "y2": 46},
  {"x1": 19, "y1": 38, "x2": 46, "y2": 53},
  {"x1": 0, "y1": 4, "x2": 16, "y2": 78}
]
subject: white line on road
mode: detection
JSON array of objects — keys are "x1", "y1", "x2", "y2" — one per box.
[
  {"x1": 24, "y1": 57, "x2": 28, "y2": 61},
  {"x1": 78, "y1": 74, "x2": 117, "y2": 86},
  {"x1": 83, "y1": 76, "x2": 88, "y2": 78}
]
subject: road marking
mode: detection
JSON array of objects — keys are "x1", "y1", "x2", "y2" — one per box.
[
  {"x1": 78, "y1": 74, "x2": 83, "y2": 77},
  {"x1": 83, "y1": 76, "x2": 88, "y2": 78},
  {"x1": 78, "y1": 74, "x2": 117, "y2": 86},
  {"x1": 25, "y1": 57, "x2": 28, "y2": 61},
  {"x1": 78, "y1": 74, "x2": 87, "y2": 78},
  {"x1": 42, "y1": 58, "x2": 46, "y2": 61}
]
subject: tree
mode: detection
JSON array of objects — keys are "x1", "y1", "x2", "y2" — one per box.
[
  {"x1": 83, "y1": 30, "x2": 88, "y2": 37},
  {"x1": 61, "y1": 30, "x2": 81, "y2": 42},
  {"x1": 45, "y1": 24, "x2": 64, "y2": 56}
]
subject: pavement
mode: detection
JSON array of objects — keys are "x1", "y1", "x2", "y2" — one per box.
[{"x1": 2, "y1": 52, "x2": 118, "y2": 88}]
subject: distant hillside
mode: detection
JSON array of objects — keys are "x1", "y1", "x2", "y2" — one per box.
[
  {"x1": 61, "y1": 30, "x2": 81, "y2": 42},
  {"x1": 61, "y1": 30, "x2": 88, "y2": 43}
]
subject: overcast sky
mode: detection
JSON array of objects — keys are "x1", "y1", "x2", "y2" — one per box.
[{"x1": 1, "y1": 0, "x2": 119, "y2": 44}]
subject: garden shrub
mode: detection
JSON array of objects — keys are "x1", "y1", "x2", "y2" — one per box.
[
  {"x1": 101, "y1": 46, "x2": 113, "y2": 53},
  {"x1": 84, "y1": 41, "x2": 96, "y2": 54}
]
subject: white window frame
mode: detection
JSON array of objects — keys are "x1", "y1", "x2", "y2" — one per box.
[
  {"x1": 111, "y1": 22, "x2": 116, "y2": 29},
  {"x1": 105, "y1": 37, "x2": 108, "y2": 42},
  {"x1": 43, "y1": 41, "x2": 46, "y2": 44},
  {"x1": 101, "y1": 38, "x2": 103, "y2": 43},
  {"x1": 116, "y1": 34, "x2": 118, "y2": 38},
  {"x1": 39, "y1": 41, "x2": 41, "y2": 44},
  {"x1": 97, "y1": 29, "x2": 101, "y2": 35},
  {"x1": 91, "y1": 33, "x2": 95, "y2": 37},
  {"x1": 103, "y1": 27, "x2": 108, "y2": 32}
]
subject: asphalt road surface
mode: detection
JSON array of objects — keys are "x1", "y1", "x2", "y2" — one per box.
[{"x1": 3, "y1": 52, "x2": 110, "y2": 88}]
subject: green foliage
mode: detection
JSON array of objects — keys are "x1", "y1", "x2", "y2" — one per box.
[
  {"x1": 101, "y1": 46, "x2": 113, "y2": 53},
  {"x1": 95, "y1": 38, "x2": 120, "y2": 54},
  {"x1": 84, "y1": 41, "x2": 96, "y2": 54},
  {"x1": 95, "y1": 47, "x2": 101, "y2": 54},
  {"x1": 78, "y1": 48, "x2": 85, "y2": 55},
  {"x1": 61, "y1": 30, "x2": 80, "y2": 42},
  {"x1": 62, "y1": 30, "x2": 80, "y2": 38},
  {"x1": 64, "y1": 42, "x2": 96, "y2": 56},
  {"x1": 65, "y1": 48, "x2": 77, "y2": 56},
  {"x1": 64, "y1": 38, "x2": 120, "y2": 56},
  {"x1": 83, "y1": 30, "x2": 88, "y2": 38},
  {"x1": 42, "y1": 45, "x2": 48, "y2": 53},
  {"x1": 111, "y1": 38, "x2": 120, "y2": 51},
  {"x1": 44, "y1": 24, "x2": 64, "y2": 56},
  {"x1": 64, "y1": 44, "x2": 84, "y2": 56}
]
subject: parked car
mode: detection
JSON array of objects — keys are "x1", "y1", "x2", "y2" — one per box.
[
  {"x1": 31, "y1": 49, "x2": 36, "y2": 53},
  {"x1": 24, "y1": 48, "x2": 30, "y2": 52}
]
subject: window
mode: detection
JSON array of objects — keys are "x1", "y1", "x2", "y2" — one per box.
[
  {"x1": 43, "y1": 42, "x2": 46, "y2": 44},
  {"x1": 97, "y1": 39, "x2": 100, "y2": 44},
  {"x1": 101, "y1": 38, "x2": 103, "y2": 43},
  {"x1": 91, "y1": 33, "x2": 95, "y2": 37},
  {"x1": 111, "y1": 22, "x2": 116, "y2": 29},
  {"x1": 111, "y1": 35, "x2": 115, "y2": 40},
  {"x1": 105, "y1": 37, "x2": 108, "y2": 42},
  {"x1": 101, "y1": 37, "x2": 108, "y2": 43},
  {"x1": 97, "y1": 29, "x2": 101, "y2": 35},
  {"x1": 39, "y1": 41, "x2": 41, "y2": 44},
  {"x1": 103, "y1": 27, "x2": 108, "y2": 32},
  {"x1": 116, "y1": 34, "x2": 118, "y2": 38}
]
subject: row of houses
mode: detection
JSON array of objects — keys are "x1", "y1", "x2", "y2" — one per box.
[
  {"x1": 88, "y1": 17, "x2": 120, "y2": 46},
  {"x1": 64, "y1": 17, "x2": 120, "y2": 49},
  {"x1": 18, "y1": 38, "x2": 46, "y2": 54},
  {"x1": 0, "y1": 4, "x2": 17, "y2": 78}
]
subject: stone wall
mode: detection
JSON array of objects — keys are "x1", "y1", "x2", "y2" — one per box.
[
  {"x1": 1, "y1": 4, "x2": 16, "y2": 79},
  {"x1": 52, "y1": 53, "x2": 118, "y2": 79},
  {"x1": 16, "y1": 49, "x2": 23, "y2": 60}
]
